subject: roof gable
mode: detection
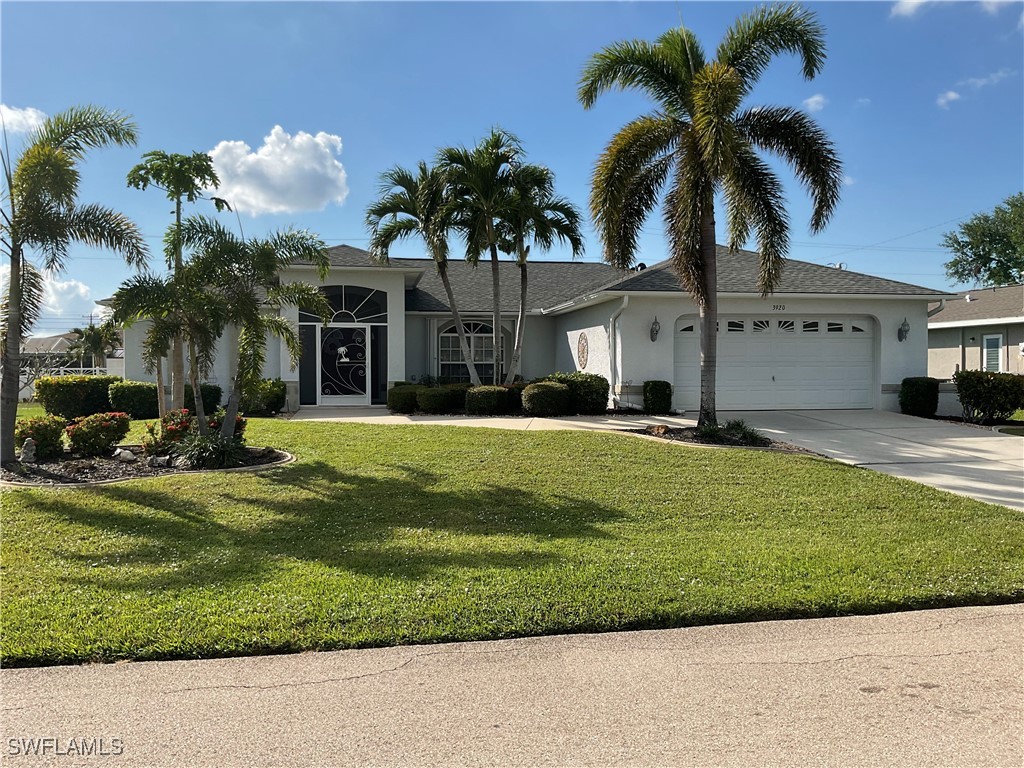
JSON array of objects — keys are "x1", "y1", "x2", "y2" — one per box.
[{"x1": 928, "y1": 284, "x2": 1024, "y2": 324}]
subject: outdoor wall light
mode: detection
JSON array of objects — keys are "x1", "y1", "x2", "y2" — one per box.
[
  {"x1": 650, "y1": 317, "x2": 661, "y2": 342},
  {"x1": 897, "y1": 317, "x2": 910, "y2": 342}
]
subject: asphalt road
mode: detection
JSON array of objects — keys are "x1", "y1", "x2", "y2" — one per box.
[{"x1": 2, "y1": 604, "x2": 1021, "y2": 767}]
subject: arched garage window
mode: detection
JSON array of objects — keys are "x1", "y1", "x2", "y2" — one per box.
[{"x1": 439, "y1": 322, "x2": 504, "y2": 383}]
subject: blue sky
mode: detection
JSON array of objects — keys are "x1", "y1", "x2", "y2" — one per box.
[{"x1": 2, "y1": 0, "x2": 1022, "y2": 335}]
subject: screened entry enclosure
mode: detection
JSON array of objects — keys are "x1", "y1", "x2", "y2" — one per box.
[{"x1": 298, "y1": 286, "x2": 389, "y2": 405}]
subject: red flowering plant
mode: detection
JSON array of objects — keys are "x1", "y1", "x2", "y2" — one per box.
[
  {"x1": 66, "y1": 412, "x2": 131, "y2": 456},
  {"x1": 205, "y1": 408, "x2": 247, "y2": 440}
]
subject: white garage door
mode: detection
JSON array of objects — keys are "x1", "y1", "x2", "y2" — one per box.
[{"x1": 673, "y1": 315, "x2": 875, "y2": 411}]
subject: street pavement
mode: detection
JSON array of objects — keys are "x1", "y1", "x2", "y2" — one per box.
[{"x1": 2, "y1": 604, "x2": 1021, "y2": 767}]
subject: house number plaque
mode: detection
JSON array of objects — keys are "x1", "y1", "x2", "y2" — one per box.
[{"x1": 577, "y1": 332, "x2": 589, "y2": 369}]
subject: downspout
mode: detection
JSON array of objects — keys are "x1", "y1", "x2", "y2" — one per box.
[
  {"x1": 926, "y1": 299, "x2": 946, "y2": 318},
  {"x1": 608, "y1": 296, "x2": 629, "y2": 409}
]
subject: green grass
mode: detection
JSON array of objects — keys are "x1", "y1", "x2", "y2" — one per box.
[{"x1": 3, "y1": 420, "x2": 1023, "y2": 667}]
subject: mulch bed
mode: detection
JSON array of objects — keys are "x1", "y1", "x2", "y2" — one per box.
[
  {"x1": 0, "y1": 446, "x2": 289, "y2": 487},
  {"x1": 630, "y1": 424, "x2": 815, "y2": 453}
]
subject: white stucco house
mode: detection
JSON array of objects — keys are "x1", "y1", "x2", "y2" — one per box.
[
  {"x1": 120, "y1": 244, "x2": 955, "y2": 413},
  {"x1": 928, "y1": 284, "x2": 1024, "y2": 378}
]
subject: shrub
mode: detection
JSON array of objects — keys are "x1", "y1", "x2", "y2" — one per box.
[
  {"x1": 184, "y1": 383, "x2": 222, "y2": 414},
  {"x1": 387, "y1": 385, "x2": 422, "y2": 414},
  {"x1": 899, "y1": 377, "x2": 940, "y2": 418},
  {"x1": 239, "y1": 378, "x2": 287, "y2": 415},
  {"x1": 953, "y1": 370, "x2": 1024, "y2": 424},
  {"x1": 643, "y1": 380, "x2": 672, "y2": 415},
  {"x1": 35, "y1": 375, "x2": 121, "y2": 419},
  {"x1": 444, "y1": 383, "x2": 473, "y2": 411},
  {"x1": 416, "y1": 386, "x2": 461, "y2": 414},
  {"x1": 695, "y1": 419, "x2": 770, "y2": 447},
  {"x1": 522, "y1": 381, "x2": 572, "y2": 417},
  {"x1": 544, "y1": 372, "x2": 609, "y2": 415},
  {"x1": 175, "y1": 433, "x2": 247, "y2": 469},
  {"x1": 108, "y1": 381, "x2": 160, "y2": 420},
  {"x1": 503, "y1": 382, "x2": 528, "y2": 414},
  {"x1": 14, "y1": 415, "x2": 67, "y2": 460},
  {"x1": 66, "y1": 412, "x2": 131, "y2": 456},
  {"x1": 465, "y1": 386, "x2": 512, "y2": 416},
  {"x1": 206, "y1": 408, "x2": 247, "y2": 438}
]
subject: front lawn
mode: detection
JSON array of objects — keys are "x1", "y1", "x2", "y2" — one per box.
[{"x1": 3, "y1": 420, "x2": 1022, "y2": 666}]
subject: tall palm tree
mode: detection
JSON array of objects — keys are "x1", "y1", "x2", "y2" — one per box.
[
  {"x1": 579, "y1": 3, "x2": 842, "y2": 425},
  {"x1": 174, "y1": 215, "x2": 331, "y2": 439},
  {"x1": 127, "y1": 150, "x2": 227, "y2": 411},
  {"x1": 1, "y1": 105, "x2": 146, "y2": 463},
  {"x1": 498, "y1": 165, "x2": 584, "y2": 384},
  {"x1": 438, "y1": 130, "x2": 520, "y2": 385},
  {"x1": 67, "y1": 321, "x2": 120, "y2": 369},
  {"x1": 366, "y1": 162, "x2": 482, "y2": 387}
]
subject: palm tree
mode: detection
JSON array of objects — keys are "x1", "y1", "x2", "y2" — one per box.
[
  {"x1": 67, "y1": 321, "x2": 120, "y2": 369},
  {"x1": 127, "y1": 150, "x2": 228, "y2": 411},
  {"x1": 498, "y1": 165, "x2": 584, "y2": 384},
  {"x1": 1, "y1": 105, "x2": 146, "y2": 463},
  {"x1": 438, "y1": 130, "x2": 520, "y2": 385},
  {"x1": 174, "y1": 215, "x2": 332, "y2": 439},
  {"x1": 366, "y1": 162, "x2": 482, "y2": 387},
  {"x1": 579, "y1": 3, "x2": 842, "y2": 425}
]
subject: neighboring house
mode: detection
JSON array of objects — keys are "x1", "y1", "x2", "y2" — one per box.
[
  {"x1": 927, "y1": 285, "x2": 1024, "y2": 378},
  {"x1": 120, "y1": 244, "x2": 954, "y2": 413},
  {"x1": 18, "y1": 332, "x2": 124, "y2": 399}
]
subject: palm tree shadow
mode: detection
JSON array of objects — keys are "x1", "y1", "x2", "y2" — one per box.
[{"x1": 38, "y1": 460, "x2": 624, "y2": 591}]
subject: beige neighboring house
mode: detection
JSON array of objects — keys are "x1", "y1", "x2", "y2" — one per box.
[{"x1": 928, "y1": 285, "x2": 1024, "y2": 378}]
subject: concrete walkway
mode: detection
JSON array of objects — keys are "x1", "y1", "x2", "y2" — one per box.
[
  {"x1": 2, "y1": 605, "x2": 1020, "y2": 767},
  {"x1": 723, "y1": 410, "x2": 1024, "y2": 510}
]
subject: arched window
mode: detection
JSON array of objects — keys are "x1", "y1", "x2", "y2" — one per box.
[
  {"x1": 299, "y1": 286, "x2": 388, "y2": 324},
  {"x1": 439, "y1": 322, "x2": 504, "y2": 383}
]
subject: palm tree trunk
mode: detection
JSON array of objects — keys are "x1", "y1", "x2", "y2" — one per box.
[
  {"x1": 489, "y1": 241, "x2": 502, "y2": 385},
  {"x1": 504, "y1": 259, "x2": 528, "y2": 385},
  {"x1": 188, "y1": 340, "x2": 209, "y2": 436},
  {"x1": 437, "y1": 261, "x2": 481, "y2": 387},
  {"x1": 1, "y1": 247, "x2": 24, "y2": 464},
  {"x1": 155, "y1": 356, "x2": 167, "y2": 420},
  {"x1": 697, "y1": 211, "x2": 718, "y2": 427},
  {"x1": 221, "y1": 326, "x2": 243, "y2": 440},
  {"x1": 170, "y1": 197, "x2": 186, "y2": 410}
]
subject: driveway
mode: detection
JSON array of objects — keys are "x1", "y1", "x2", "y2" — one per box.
[{"x1": 723, "y1": 410, "x2": 1024, "y2": 510}]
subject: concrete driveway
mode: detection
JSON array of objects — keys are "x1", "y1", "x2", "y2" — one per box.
[{"x1": 723, "y1": 410, "x2": 1024, "y2": 510}]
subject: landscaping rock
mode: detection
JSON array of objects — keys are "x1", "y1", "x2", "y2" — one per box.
[
  {"x1": 19, "y1": 438, "x2": 36, "y2": 463},
  {"x1": 148, "y1": 456, "x2": 170, "y2": 468},
  {"x1": 172, "y1": 456, "x2": 191, "y2": 469},
  {"x1": 117, "y1": 450, "x2": 137, "y2": 463}
]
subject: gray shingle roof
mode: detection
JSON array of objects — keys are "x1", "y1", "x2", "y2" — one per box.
[
  {"x1": 605, "y1": 247, "x2": 953, "y2": 296},
  {"x1": 928, "y1": 284, "x2": 1024, "y2": 323}
]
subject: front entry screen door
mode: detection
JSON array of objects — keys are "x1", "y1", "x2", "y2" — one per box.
[{"x1": 320, "y1": 326, "x2": 369, "y2": 404}]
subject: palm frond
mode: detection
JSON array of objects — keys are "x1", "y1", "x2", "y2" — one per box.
[
  {"x1": 663, "y1": 134, "x2": 713, "y2": 303},
  {"x1": 29, "y1": 105, "x2": 138, "y2": 160},
  {"x1": 579, "y1": 36, "x2": 698, "y2": 115},
  {"x1": 64, "y1": 203, "x2": 148, "y2": 269},
  {"x1": 0, "y1": 258, "x2": 44, "y2": 347}
]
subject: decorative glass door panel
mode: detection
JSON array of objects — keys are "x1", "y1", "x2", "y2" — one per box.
[{"x1": 319, "y1": 326, "x2": 370, "y2": 404}]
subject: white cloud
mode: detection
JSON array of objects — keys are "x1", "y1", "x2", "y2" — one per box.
[
  {"x1": 936, "y1": 90, "x2": 961, "y2": 108},
  {"x1": 891, "y1": 0, "x2": 928, "y2": 17},
  {"x1": 961, "y1": 67, "x2": 1014, "y2": 88},
  {"x1": 0, "y1": 104, "x2": 46, "y2": 134},
  {"x1": 979, "y1": 1, "x2": 1009, "y2": 14},
  {"x1": 803, "y1": 94, "x2": 828, "y2": 113},
  {"x1": 208, "y1": 125, "x2": 349, "y2": 216},
  {"x1": 856, "y1": 97, "x2": 872, "y2": 107},
  {"x1": 843, "y1": 175, "x2": 856, "y2": 186},
  {"x1": 0, "y1": 265, "x2": 103, "y2": 336}
]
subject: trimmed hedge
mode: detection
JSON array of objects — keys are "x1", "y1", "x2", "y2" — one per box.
[
  {"x1": 35, "y1": 375, "x2": 121, "y2": 419},
  {"x1": 387, "y1": 385, "x2": 422, "y2": 414},
  {"x1": 108, "y1": 381, "x2": 159, "y2": 420},
  {"x1": 953, "y1": 370, "x2": 1024, "y2": 424},
  {"x1": 66, "y1": 412, "x2": 131, "y2": 456},
  {"x1": 898, "y1": 377, "x2": 940, "y2": 418},
  {"x1": 184, "y1": 383, "x2": 222, "y2": 414},
  {"x1": 466, "y1": 386, "x2": 511, "y2": 416},
  {"x1": 522, "y1": 381, "x2": 572, "y2": 417},
  {"x1": 643, "y1": 380, "x2": 673, "y2": 415},
  {"x1": 416, "y1": 386, "x2": 462, "y2": 415},
  {"x1": 503, "y1": 382, "x2": 527, "y2": 415},
  {"x1": 14, "y1": 415, "x2": 67, "y2": 460},
  {"x1": 239, "y1": 378, "x2": 287, "y2": 415},
  {"x1": 544, "y1": 372, "x2": 610, "y2": 415}
]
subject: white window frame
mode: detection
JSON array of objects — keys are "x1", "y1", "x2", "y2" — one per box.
[{"x1": 982, "y1": 334, "x2": 1003, "y2": 373}]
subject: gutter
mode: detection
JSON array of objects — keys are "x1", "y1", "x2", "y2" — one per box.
[
  {"x1": 608, "y1": 296, "x2": 630, "y2": 410},
  {"x1": 926, "y1": 299, "x2": 946, "y2": 318}
]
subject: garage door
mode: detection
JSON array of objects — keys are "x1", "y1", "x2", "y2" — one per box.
[{"x1": 673, "y1": 315, "x2": 875, "y2": 411}]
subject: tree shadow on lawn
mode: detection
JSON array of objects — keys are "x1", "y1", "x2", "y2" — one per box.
[{"x1": 34, "y1": 460, "x2": 625, "y2": 591}]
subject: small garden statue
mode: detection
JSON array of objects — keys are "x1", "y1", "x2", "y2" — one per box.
[{"x1": 19, "y1": 438, "x2": 36, "y2": 463}]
